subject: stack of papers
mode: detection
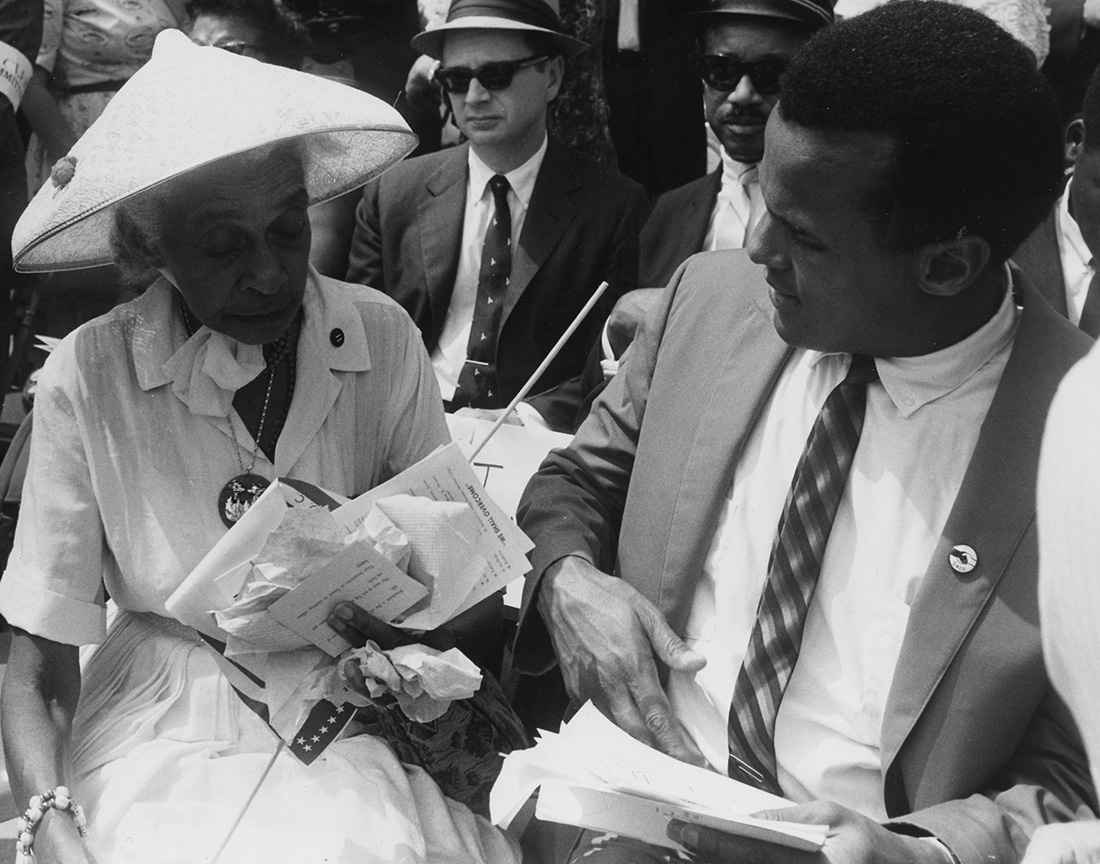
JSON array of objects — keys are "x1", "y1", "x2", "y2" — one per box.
[{"x1": 490, "y1": 703, "x2": 828, "y2": 854}]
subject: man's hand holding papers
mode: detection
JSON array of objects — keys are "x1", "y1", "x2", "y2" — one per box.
[
  {"x1": 490, "y1": 702, "x2": 828, "y2": 854},
  {"x1": 668, "y1": 803, "x2": 956, "y2": 864},
  {"x1": 537, "y1": 555, "x2": 708, "y2": 766}
]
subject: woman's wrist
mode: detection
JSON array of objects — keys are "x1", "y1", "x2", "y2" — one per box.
[{"x1": 15, "y1": 786, "x2": 88, "y2": 860}]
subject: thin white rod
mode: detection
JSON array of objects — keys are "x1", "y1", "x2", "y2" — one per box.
[
  {"x1": 468, "y1": 280, "x2": 610, "y2": 462},
  {"x1": 210, "y1": 738, "x2": 285, "y2": 864}
]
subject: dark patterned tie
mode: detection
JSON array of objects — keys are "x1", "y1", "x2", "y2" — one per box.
[
  {"x1": 727, "y1": 354, "x2": 879, "y2": 793},
  {"x1": 1079, "y1": 269, "x2": 1100, "y2": 338},
  {"x1": 454, "y1": 174, "x2": 512, "y2": 408}
]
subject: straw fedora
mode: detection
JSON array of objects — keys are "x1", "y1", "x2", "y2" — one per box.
[
  {"x1": 411, "y1": 0, "x2": 588, "y2": 61},
  {"x1": 693, "y1": 0, "x2": 835, "y2": 30},
  {"x1": 12, "y1": 29, "x2": 418, "y2": 273}
]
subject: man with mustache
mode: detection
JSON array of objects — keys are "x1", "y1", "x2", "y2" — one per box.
[
  {"x1": 513, "y1": 3, "x2": 1097, "y2": 862},
  {"x1": 639, "y1": 0, "x2": 832, "y2": 288}
]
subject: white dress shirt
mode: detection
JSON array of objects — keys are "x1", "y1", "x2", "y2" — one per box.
[
  {"x1": 666, "y1": 276, "x2": 1020, "y2": 819},
  {"x1": 1056, "y1": 189, "x2": 1095, "y2": 327},
  {"x1": 702, "y1": 150, "x2": 763, "y2": 252},
  {"x1": 431, "y1": 137, "x2": 548, "y2": 400}
]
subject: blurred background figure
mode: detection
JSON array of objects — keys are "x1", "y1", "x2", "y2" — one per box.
[
  {"x1": 17, "y1": 0, "x2": 185, "y2": 340},
  {"x1": 1032, "y1": 338, "x2": 1100, "y2": 864},
  {"x1": 188, "y1": 0, "x2": 309, "y2": 67},
  {"x1": 1014, "y1": 61, "x2": 1100, "y2": 335}
]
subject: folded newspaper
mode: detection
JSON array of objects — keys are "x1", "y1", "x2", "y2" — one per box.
[
  {"x1": 490, "y1": 703, "x2": 828, "y2": 854},
  {"x1": 164, "y1": 442, "x2": 534, "y2": 752}
]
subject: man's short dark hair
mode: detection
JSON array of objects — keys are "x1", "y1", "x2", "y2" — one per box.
[
  {"x1": 186, "y1": 0, "x2": 310, "y2": 69},
  {"x1": 777, "y1": 0, "x2": 1063, "y2": 267}
]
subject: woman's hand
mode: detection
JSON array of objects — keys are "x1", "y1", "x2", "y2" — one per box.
[{"x1": 327, "y1": 592, "x2": 503, "y2": 660}]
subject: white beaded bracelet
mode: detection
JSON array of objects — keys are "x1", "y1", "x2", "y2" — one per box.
[{"x1": 15, "y1": 786, "x2": 88, "y2": 859}]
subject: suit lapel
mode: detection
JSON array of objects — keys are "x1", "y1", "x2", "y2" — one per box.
[
  {"x1": 418, "y1": 145, "x2": 469, "y2": 347},
  {"x1": 1012, "y1": 206, "x2": 1068, "y2": 316},
  {"x1": 686, "y1": 169, "x2": 722, "y2": 253},
  {"x1": 502, "y1": 139, "x2": 582, "y2": 328},
  {"x1": 880, "y1": 274, "x2": 1082, "y2": 785},
  {"x1": 659, "y1": 281, "x2": 792, "y2": 632}
]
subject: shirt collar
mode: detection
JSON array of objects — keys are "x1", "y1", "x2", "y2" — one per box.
[
  {"x1": 807, "y1": 264, "x2": 1019, "y2": 419},
  {"x1": 132, "y1": 267, "x2": 371, "y2": 409},
  {"x1": 1059, "y1": 186, "x2": 1093, "y2": 271},
  {"x1": 467, "y1": 134, "x2": 548, "y2": 210},
  {"x1": 719, "y1": 149, "x2": 758, "y2": 191}
]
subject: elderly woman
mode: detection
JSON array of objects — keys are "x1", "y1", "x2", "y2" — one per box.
[{"x1": 0, "y1": 31, "x2": 521, "y2": 864}]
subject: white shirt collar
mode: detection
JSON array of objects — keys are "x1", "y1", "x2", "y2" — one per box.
[
  {"x1": 719, "y1": 149, "x2": 758, "y2": 194},
  {"x1": 808, "y1": 264, "x2": 1019, "y2": 419},
  {"x1": 1059, "y1": 186, "x2": 1093, "y2": 271},
  {"x1": 467, "y1": 135, "x2": 548, "y2": 210}
]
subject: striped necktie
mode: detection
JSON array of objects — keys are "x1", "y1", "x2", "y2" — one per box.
[
  {"x1": 454, "y1": 174, "x2": 512, "y2": 408},
  {"x1": 727, "y1": 354, "x2": 879, "y2": 793}
]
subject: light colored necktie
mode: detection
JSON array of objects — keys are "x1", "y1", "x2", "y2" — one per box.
[
  {"x1": 727, "y1": 354, "x2": 879, "y2": 793},
  {"x1": 711, "y1": 163, "x2": 758, "y2": 251}
]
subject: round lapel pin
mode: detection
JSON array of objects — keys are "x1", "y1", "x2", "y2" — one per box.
[{"x1": 949, "y1": 544, "x2": 978, "y2": 573}]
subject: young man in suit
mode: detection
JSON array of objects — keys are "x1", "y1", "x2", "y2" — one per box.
[
  {"x1": 639, "y1": 0, "x2": 831, "y2": 288},
  {"x1": 513, "y1": 4, "x2": 1096, "y2": 863},
  {"x1": 1014, "y1": 64, "x2": 1100, "y2": 336},
  {"x1": 345, "y1": 0, "x2": 648, "y2": 432}
]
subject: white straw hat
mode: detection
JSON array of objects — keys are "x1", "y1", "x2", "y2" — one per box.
[{"x1": 12, "y1": 29, "x2": 418, "y2": 272}]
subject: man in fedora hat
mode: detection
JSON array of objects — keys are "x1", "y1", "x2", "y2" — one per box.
[
  {"x1": 512, "y1": 2, "x2": 1096, "y2": 862},
  {"x1": 640, "y1": 0, "x2": 832, "y2": 289},
  {"x1": 345, "y1": 0, "x2": 647, "y2": 432},
  {"x1": 570, "y1": 0, "x2": 830, "y2": 421}
]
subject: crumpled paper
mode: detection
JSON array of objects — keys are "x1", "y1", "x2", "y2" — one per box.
[
  {"x1": 211, "y1": 494, "x2": 491, "y2": 662},
  {"x1": 213, "y1": 503, "x2": 412, "y2": 655},
  {"x1": 340, "y1": 640, "x2": 483, "y2": 722}
]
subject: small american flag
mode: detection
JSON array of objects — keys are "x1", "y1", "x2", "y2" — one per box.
[{"x1": 287, "y1": 699, "x2": 357, "y2": 766}]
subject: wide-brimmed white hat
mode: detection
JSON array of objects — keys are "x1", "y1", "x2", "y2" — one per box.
[
  {"x1": 411, "y1": 0, "x2": 588, "y2": 60},
  {"x1": 12, "y1": 29, "x2": 418, "y2": 272}
]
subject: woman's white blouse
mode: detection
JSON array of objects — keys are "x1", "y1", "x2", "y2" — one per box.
[{"x1": 0, "y1": 271, "x2": 449, "y2": 645}]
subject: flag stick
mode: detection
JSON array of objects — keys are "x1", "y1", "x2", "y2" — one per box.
[
  {"x1": 468, "y1": 280, "x2": 610, "y2": 462},
  {"x1": 210, "y1": 739, "x2": 285, "y2": 864}
]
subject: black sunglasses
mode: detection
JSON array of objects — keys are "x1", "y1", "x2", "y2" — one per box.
[
  {"x1": 435, "y1": 54, "x2": 550, "y2": 94},
  {"x1": 699, "y1": 55, "x2": 789, "y2": 96}
]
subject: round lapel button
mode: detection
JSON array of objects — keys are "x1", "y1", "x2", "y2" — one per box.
[
  {"x1": 949, "y1": 544, "x2": 978, "y2": 574},
  {"x1": 330, "y1": 328, "x2": 344, "y2": 347}
]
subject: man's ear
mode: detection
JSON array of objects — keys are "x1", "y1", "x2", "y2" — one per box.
[
  {"x1": 545, "y1": 55, "x2": 565, "y2": 103},
  {"x1": 1067, "y1": 117, "x2": 1086, "y2": 164},
  {"x1": 916, "y1": 235, "x2": 991, "y2": 298}
]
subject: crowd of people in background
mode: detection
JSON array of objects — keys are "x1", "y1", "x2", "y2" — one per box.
[{"x1": 2, "y1": 0, "x2": 1100, "y2": 861}]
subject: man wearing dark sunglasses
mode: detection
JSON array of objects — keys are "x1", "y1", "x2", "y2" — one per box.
[
  {"x1": 346, "y1": 0, "x2": 647, "y2": 433},
  {"x1": 640, "y1": 0, "x2": 831, "y2": 289}
]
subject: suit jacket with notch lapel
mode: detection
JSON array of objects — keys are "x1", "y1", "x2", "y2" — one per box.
[
  {"x1": 513, "y1": 249, "x2": 1097, "y2": 864},
  {"x1": 1012, "y1": 205, "x2": 1071, "y2": 315},
  {"x1": 639, "y1": 167, "x2": 721, "y2": 288},
  {"x1": 346, "y1": 137, "x2": 648, "y2": 431}
]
